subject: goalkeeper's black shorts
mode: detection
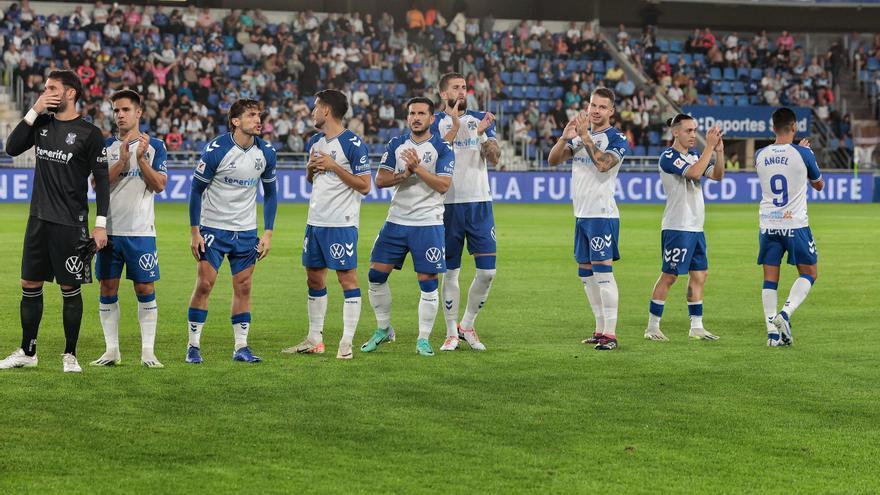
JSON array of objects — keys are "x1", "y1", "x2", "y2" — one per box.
[{"x1": 21, "y1": 216, "x2": 93, "y2": 286}]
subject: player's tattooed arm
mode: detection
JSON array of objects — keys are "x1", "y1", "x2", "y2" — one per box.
[
  {"x1": 375, "y1": 167, "x2": 412, "y2": 188},
  {"x1": 481, "y1": 139, "x2": 501, "y2": 164},
  {"x1": 581, "y1": 140, "x2": 620, "y2": 172},
  {"x1": 547, "y1": 118, "x2": 578, "y2": 166},
  {"x1": 443, "y1": 101, "x2": 462, "y2": 143}
]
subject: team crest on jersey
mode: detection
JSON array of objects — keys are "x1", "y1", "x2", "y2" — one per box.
[
  {"x1": 255, "y1": 157, "x2": 264, "y2": 171},
  {"x1": 467, "y1": 120, "x2": 477, "y2": 131},
  {"x1": 40, "y1": 129, "x2": 48, "y2": 137},
  {"x1": 423, "y1": 151, "x2": 433, "y2": 163},
  {"x1": 65, "y1": 133, "x2": 77, "y2": 145},
  {"x1": 330, "y1": 150, "x2": 338, "y2": 161}
]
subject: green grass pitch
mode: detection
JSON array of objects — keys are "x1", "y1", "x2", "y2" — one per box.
[{"x1": 0, "y1": 201, "x2": 878, "y2": 493}]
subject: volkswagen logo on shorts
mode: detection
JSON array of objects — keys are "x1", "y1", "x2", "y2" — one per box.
[
  {"x1": 139, "y1": 253, "x2": 157, "y2": 270},
  {"x1": 590, "y1": 236, "x2": 610, "y2": 252},
  {"x1": 425, "y1": 247, "x2": 442, "y2": 263},
  {"x1": 329, "y1": 243, "x2": 345, "y2": 259},
  {"x1": 65, "y1": 256, "x2": 83, "y2": 274}
]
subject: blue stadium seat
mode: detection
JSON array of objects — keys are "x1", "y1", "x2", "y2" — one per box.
[
  {"x1": 305, "y1": 96, "x2": 316, "y2": 107},
  {"x1": 719, "y1": 81, "x2": 732, "y2": 94},
  {"x1": 500, "y1": 72, "x2": 512, "y2": 85},
  {"x1": 632, "y1": 145, "x2": 647, "y2": 156},
  {"x1": 512, "y1": 72, "x2": 526, "y2": 85},
  {"x1": 218, "y1": 125, "x2": 228, "y2": 134},
  {"x1": 711, "y1": 81, "x2": 724, "y2": 94},
  {"x1": 526, "y1": 58, "x2": 538, "y2": 71},
  {"x1": 593, "y1": 61, "x2": 605, "y2": 73},
  {"x1": 227, "y1": 65, "x2": 243, "y2": 78},
  {"x1": 670, "y1": 40, "x2": 684, "y2": 53},
  {"x1": 526, "y1": 72, "x2": 539, "y2": 85},
  {"x1": 736, "y1": 95, "x2": 749, "y2": 106},
  {"x1": 694, "y1": 53, "x2": 706, "y2": 64},
  {"x1": 656, "y1": 39, "x2": 670, "y2": 52},
  {"x1": 867, "y1": 58, "x2": 880, "y2": 71},
  {"x1": 382, "y1": 69, "x2": 395, "y2": 82},
  {"x1": 697, "y1": 94, "x2": 708, "y2": 105},
  {"x1": 229, "y1": 51, "x2": 245, "y2": 65},
  {"x1": 682, "y1": 54, "x2": 693, "y2": 65},
  {"x1": 732, "y1": 81, "x2": 746, "y2": 94},
  {"x1": 723, "y1": 67, "x2": 736, "y2": 80},
  {"x1": 394, "y1": 84, "x2": 407, "y2": 98},
  {"x1": 736, "y1": 67, "x2": 750, "y2": 80},
  {"x1": 525, "y1": 86, "x2": 538, "y2": 99},
  {"x1": 510, "y1": 86, "x2": 524, "y2": 99},
  {"x1": 647, "y1": 146, "x2": 664, "y2": 156},
  {"x1": 709, "y1": 67, "x2": 722, "y2": 80},
  {"x1": 71, "y1": 30, "x2": 86, "y2": 44},
  {"x1": 539, "y1": 87, "x2": 552, "y2": 100},
  {"x1": 668, "y1": 54, "x2": 679, "y2": 65},
  {"x1": 366, "y1": 83, "x2": 379, "y2": 96},
  {"x1": 120, "y1": 32, "x2": 131, "y2": 46},
  {"x1": 369, "y1": 69, "x2": 381, "y2": 82},
  {"x1": 37, "y1": 45, "x2": 53, "y2": 59},
  {"x1": 357, "y1": 68, "x2": 368, "y2": 81},
  {"x1": 750, "y1": 68, "x2": 763, "y2": 81},
  {"x1": 647, "y1": 131, "x2": 661, "y2": 145},
  {"x1": 722, "y1": 95, "x2": 735, "y2": 106}
]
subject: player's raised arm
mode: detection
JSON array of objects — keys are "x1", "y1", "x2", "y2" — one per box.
[
  {"x1": 137, "y1": 136, "x2": 168, "y2": 193},
  {"x1": 375, "y1": 138, "x2": 411, "y2": 188},
  {"x1": 706, "y1": 130, "x2": 726, "y2": 181},
  {"x1": 478, "y1": 112, "x2": 501, "y2": 164},
  {"x1": 577, "y1": 113, "x2": 623, "y2": 172},
  {"x1": 684, "y1": 127, "x2": 722, "y2": 181},
  {"x1": 409, "y1": 145, "x2": 453, "y2": 194},
  {"x1": 5, "y1": 93, "x2": 58, "y2": 156},
  {"x1": 440, "y1": 101, "x2": 461, "y2": 143},
  {"x1": 796, "y1": 140, "x2": 825, "y2": 191},
  {"x1": 547, "y1": 117, "x2": 579, "y2": 166}
]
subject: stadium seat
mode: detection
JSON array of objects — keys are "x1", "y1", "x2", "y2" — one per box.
[
  {"x1": 500, "y1": 72, "x2": 512, "y2": 85},
  {"x1": 736, "y1": 95, "x2": 749, "y2": 106},
  {"x1": 721, "y1": 95, "x2": 735, "y2": 106},
  {"x1": 648, "y1": 131, "x2": 661, "y2": 145},
  {"x1": 647, "y1": 146, "x2": 664, "y2": 156},
  {"x1": 723, "y1": 67, "x2": 736, "y2": 80},
  {"x1": 526, "y1": 72, "x2": 539, "y2": 85},
  {"x1": 369, "y1": 69, "x2": 381, "y2": 82},
  {"x1": 227, "y1": 65, "x2": 243, "y2": 78},
  {"x1": 736, "y1": 67, "x2": 750, "y2": 80},
  {"x1": 593, "y1": 61, "x2": 605, "y2": 73},
  {"x1": 657, "y1": 39, "x2": 670, "y2": 52},
  {"x1": 525, "y1": 86, "x2": 538, "y2": 99},
  {"x1": 867, "y1": 58, "x2": 880, "y2": 71},
  {"x1": 512, "y1": 72, "x2": 526, "y2": 85},
  {"x1": 710, "y1": 67, "x2": 722, "y2": 80},
  {"x1": 750, "y1": 68, "x2": 763, "y2": 81},
  {"x1": 732, "y1": 81, "x2": 746, "y2": 94},
  {"x1": 670, "y1": 39, "x2": 684, "y2": 53},
  {"x1": 632, "y1": 145, "x2": 647, "y2": 156},
  {"x1": 229, "y1": 51, "x2": 245, "y2": 65},
  {"x1": 382, "y1": 69, "x2": 395, "y2": 82}
]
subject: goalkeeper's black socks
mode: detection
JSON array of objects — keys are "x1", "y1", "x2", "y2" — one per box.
[
  {"x1": 20, "y1": 286, "x2": 43, "y2": 356},
  {"x1": 61, "y1": 286, "x2": 83, "y2": 355}
]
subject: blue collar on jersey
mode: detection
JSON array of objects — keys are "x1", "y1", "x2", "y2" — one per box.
[
  {"x1": 228, "y1": 132, "x2": 257, "y2": 152},
  {"x1": 407, "y1": 133, "x2": 433, "y2": 145}
]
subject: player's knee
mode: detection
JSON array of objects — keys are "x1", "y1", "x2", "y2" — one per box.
[
  {"x1": 195, "y1": 278, "x2": 215, "y2": 296},
  {"x1": 21, "y1": 280, "x2": 43, "y2": 290},
  {"x1": 475, "y1": 268, "x2": 496, "y2": 284},
  {"x1": 233, "y1": 280, "x2": 252, "y2": 297},
  {"x1": 133, "y1": 283, "x2": 154, "y2": 297},
  {"x1": 368, "y1": 268, "x2": 390, "y2": 284}
]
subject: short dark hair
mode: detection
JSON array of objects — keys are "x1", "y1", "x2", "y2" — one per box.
[
  {"x1": 771, "y1": 107, "x2": 797, "y2": 131},
  {"x1": 47, "y1": 70, "x2": 83, "y2": 103},
  {"x1": 438, "y1": 72, "x2": 466, "y2": 92},
  {"x1": 227, "y1": 98, "x2": 262, "y2": 131},
  {"x1": 314, "y1": 89, "x2": 349, "y2": 120},
  {"x1": 110, "y1": 89, "x2": 142, "y2": 107},
  {"x1": 591, "y1": 87, "x2": 616, "y2": 106},
  {"x1": 406, "y1": 97, "x2": 435, "y2": 115},
  {"x1": 666, "y1": 113, "x2": 695, "y2": 127}
]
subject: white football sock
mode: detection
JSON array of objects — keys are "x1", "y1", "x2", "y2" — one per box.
[
  {"x1": 98, "y1": 300, "x2": 120, "y2": 353},
  {"x1": 595, "y1": 271, "x2": 618, "y2": 337},
  {"x1": 342, "y1": 294, "x2": 361, "y2": 345},
  {"x1": 581, "y1": 275, "x2": 605, "y2": 333},
  {"x1": 369, "y1": 282, "x2": 392, "y2": 329},
  {"x1": 137, "y1": 300, "x2": 158, "y2": 354},
  {"x1": 442, "y1": 268, "x2": 461, "y2": 337},
  {"x1": 307, "y1": 291, "x2": 328, "y2": 343},
  {"x1": 762, "y1": 288, "x2": 778, "y2": 332},
  {"x1": 782, "y1": 276, "x2": 813, "y2": 317},
  {"x1": 460, "y1": 269, "x2": 495, "y2": 330},
  {"x1": 233, "y1": 321, "x2": 249, "y2": 351},
  {"x1": 418, "y1": 289, "x2": 439, "y2": 340},
  {"x1": 648, "y1": 299, "x2": 664, "y2": 329}
]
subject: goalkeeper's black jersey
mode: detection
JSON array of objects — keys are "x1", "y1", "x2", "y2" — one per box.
[{"x1": 5, "y1": 114, "x2": 109, "y2": 227}]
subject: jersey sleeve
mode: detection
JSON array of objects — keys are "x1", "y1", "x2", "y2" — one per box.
[
  {"x1": 659, "y1": 149, "x2": 688, "y2": 176},
  {"x1": 379, "y1": 138, "x2": 399, "y2": 172},
  {"x1": 345, "y1": 134, "x2": 371, "y2": 176},
  {"x1": 795, "y1": 145, "x2": 822, "y2": 182},
  {"x1": 435, "y1": 140, "x2": 455, "y2": 176},
  {"x1": 194, "y1": 140, "x2": 220, "y2": 183},
  {"x1": 261, "y1": 142, "x2": 277, "y2": 183},
  {"x1": 480, "y1": 112, "x2": 497, "y2": 140},
  {"x1": 304, "y1": 133, "x2": 320, "y2": 155},
  {"x1": 150, "y1": 138, "x2": 168, "y2": 174},
  {"x1": 87, "y1": 128, "x2": 110, "y2": 218},
  {"x1": 606, "y1": 131, "x2": 630, "y2": 161},
  {"x1": 429, "y1": 113, "x2": 443, "y2": 136}
]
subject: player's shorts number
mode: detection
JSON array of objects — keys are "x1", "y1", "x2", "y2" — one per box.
[
  {"x1": 770, "y1": 174, "x2": 789, "y2": 207},
  {"x1": 665, "y1": 248, "x2": 688, "y2": 263},
  {"x1": 203, "y1": 233, "x2": 215, "y2": 247}
]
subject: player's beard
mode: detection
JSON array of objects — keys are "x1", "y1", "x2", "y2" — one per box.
[
  {"x1": 48, "y1": 99, "x2": 67, "y2": 114},
  {"x1": 411, "y1": 124, "x2": 428, "y2": 139},
  {"x1": 447, "y1": 98, "x2": 466, "y2": 112}
]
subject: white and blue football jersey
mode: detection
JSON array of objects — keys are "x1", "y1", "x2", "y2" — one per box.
[
  {"x1": 105, "y1": 136, "x2": 167, "y2": 236},
  {"x1": 658, "y1": 147, "x2": 712, "y2": 232},
  {"x1": 431, "y1": 110, "x2": 496, "y2": 204},
  {"x1": 567, "y1": 127, "x2": 629, "y2": 219},
  {"x1": 754, "y1": 144, "x2": 822, "y2": 229},
  {"x1": 193, "y1": 133, "x2": 277, "y2": 231},
  {"x1": 305, "y1": 129, "x2": 371, "y2": 227},
  {"x1": 379, "y1": 133, "x2": 455, "y2": 226}
]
